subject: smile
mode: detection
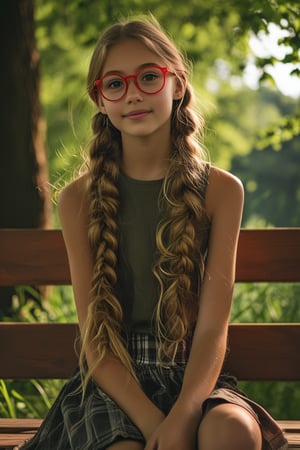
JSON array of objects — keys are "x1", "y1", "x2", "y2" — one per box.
[{"x1": 123, "y1": 110, "x2": 151, "y2": 120}]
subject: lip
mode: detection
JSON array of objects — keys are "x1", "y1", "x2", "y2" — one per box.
[{"x1": 123, "y1": 109, "x2": 151, "y2": 120}]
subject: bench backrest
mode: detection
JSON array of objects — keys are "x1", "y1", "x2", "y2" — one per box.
[{"x1": 0, "y1": 228, "x2": 300, "y2": 381}]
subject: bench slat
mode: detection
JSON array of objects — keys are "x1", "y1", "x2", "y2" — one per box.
[
  {"x1": 1, "y1": 322, "x2": 299, "y2": 380},
  {"x1": 0, "y1": 419, "x2": 42, "y2": 433},
  {"x1": 0, "y1": 434, "x2": 36, "y2": 448},
  {"x1": 0, "y1": 323, "x2": 78, "y2": 379},
  {"x1": 236, "y1": 228, "x2": 300, "y2": 282},
  {"x1": 1, "y1": 228, "x2": 300, "y2": 286},
  {"x1": 0, "y1": 421, "x2": 298, "y2": 449},
  {"x1": 0, "y1": 229, "x2": 70, "y2": 286},
  {"x1": 284, "y1": 435, "x2": 300, "y2": 449},
  {"x1": 224, "y1": 323, "x2": 300, "y2": 381},
  {"x1": 278, "y1": 422, "x2": 300, "y2": 433}
]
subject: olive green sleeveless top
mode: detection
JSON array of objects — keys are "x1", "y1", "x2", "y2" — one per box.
[{"x1": 116, "y1": 169, "x2": 209, "y2": 332}]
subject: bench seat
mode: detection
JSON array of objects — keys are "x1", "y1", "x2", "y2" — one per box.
[
  {"x1": 0, "y1": 419, "x2": 299, "y2": 449},
  {"x1": 0, "y1": 228, "x2": 299, "y2": 449}
]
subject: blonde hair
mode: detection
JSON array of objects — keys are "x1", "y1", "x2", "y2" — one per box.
[{"x1": 80, "y1": 17, "x2": 210, "y2": 385}]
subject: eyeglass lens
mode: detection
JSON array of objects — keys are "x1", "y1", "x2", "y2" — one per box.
[{"x1": 99, "y1": 66, "x2": 167, "y2": 101}]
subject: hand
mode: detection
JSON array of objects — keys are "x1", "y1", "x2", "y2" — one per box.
[
  {"x1": 145, "y1": 405, "x2": 198, "y2": 450},
  {"x1": 141, "y1": 408, "x2": 166, "y2": 443}
]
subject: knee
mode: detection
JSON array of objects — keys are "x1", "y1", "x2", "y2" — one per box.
[{"x1": 198, "y1": 403, "x2": 262, "y2": 450}]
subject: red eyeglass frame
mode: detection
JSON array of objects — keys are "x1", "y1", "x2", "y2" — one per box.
[{"x1": 93, "y1": 66, "x2": 171, "y2": 102}]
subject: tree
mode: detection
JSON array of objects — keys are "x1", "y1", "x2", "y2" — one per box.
[
  {"x1": 0, "y1": 0, "x2": 52, "y2": 228},
  {"x1": 0, "y1": 0, "x2": 52, "y2": 314}
]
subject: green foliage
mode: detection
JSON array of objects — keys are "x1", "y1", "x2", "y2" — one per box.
[
  {"x1": 204, "y1": 86, "x2": 284, "y2": 169},
  {"x1": 2, "y1": 0, "x2": 297, "y2": 422},
  {"x1": 232, "y1": 283, "x2": 300, "y2": 323},
  {"x1": 34, "y1": 0, "x2": 300, "y2": 197},
  {"x1": 0, "y1": 378, "x2": 63, "y2": 418},
  {"x1": 5, "y1": 285, "x2": 76, "y2": 324},
  {"x1": 258, "y1": 112, "x2": 300, "y2": 150},
  {"x1": 238, "y1": 380, "x2": 300, "y2": 420},
  {"x1": 0, "y1": 380, "x2": 16, "y2": 418},
  {"x1": 0, "y1": 380, "x2": 63, "y2": 418}
]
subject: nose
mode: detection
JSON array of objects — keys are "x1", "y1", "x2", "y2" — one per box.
[{"x1": 125, "y1": 76, "x2": 143, "y2": 102}]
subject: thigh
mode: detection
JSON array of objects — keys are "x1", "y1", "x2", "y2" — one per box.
[
  {"x1": 198, "y1": 402, "x2": 262, "y2": 450},
  {"x1": 202, "y1": 386, "x2": 288, "y2": 450},
  {"x1": 106, "y1": 441, "x2": 144, "y2": 450}
]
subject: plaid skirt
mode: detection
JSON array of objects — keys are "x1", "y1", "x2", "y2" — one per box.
[{"x1": 19, "y1": 332, "x2": 288, "y2": 450}]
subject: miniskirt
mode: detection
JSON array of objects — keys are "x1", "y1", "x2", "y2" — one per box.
[{"x1": 19, "y1": 332, "x2": 288, "y2": 450}]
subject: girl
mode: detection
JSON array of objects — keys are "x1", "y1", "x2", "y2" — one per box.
[{"x1": 20, "y1": 17, "x2": 287, "y2": 450}]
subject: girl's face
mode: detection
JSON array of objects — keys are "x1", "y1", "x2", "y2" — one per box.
[{"x1": 96, "y1": 39, "x2": 183, "y2": 140}]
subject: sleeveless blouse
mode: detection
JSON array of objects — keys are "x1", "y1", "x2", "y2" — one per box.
[
  {"x1": 116, "y1": 169, "x2": 210, "y2": 332},
  {"x1": 20, "y1": 166, "x2": 288, "y2": 450}
]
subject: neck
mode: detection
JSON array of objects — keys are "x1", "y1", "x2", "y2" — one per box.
[{"x1": 121, "y1": 134, "x2": 171, "y2": 181}]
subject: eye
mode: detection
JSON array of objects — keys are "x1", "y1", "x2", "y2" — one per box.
[
  {"x1": 102, "y1": 76, "x2": 125, "y2": 91},
  {"x1": 140, "y1": 70, "x2": 161, "y2": 84},
  {"x1": 142, "y1": 72, "x2": 159, "y2": 81}
]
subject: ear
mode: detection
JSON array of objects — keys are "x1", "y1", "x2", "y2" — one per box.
[
  {"x1": 96, "y1": 96, "x2": 107, "y2": 115},
  {"x1": 173, "y1": 76, "x2": 185, "y2": 100},
  {"x1": 91, "y1": 88, "x2": 107, "y2": 113},
  {"x1": 98, "y1": 102, "x2": 107, "y2": 114}
]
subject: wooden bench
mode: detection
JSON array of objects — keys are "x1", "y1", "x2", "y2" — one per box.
[{"x1": 0, "y1": 228, "x2": 299, "y2": 449}]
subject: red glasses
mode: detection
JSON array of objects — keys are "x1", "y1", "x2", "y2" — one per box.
[{"x1": 94, "y1": 66, "x2": 171, "y2": 102}]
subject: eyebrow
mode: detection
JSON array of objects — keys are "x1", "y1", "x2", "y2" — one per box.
[{"x1": 102, "y1": 62, "x2": 162, "y2": 77}]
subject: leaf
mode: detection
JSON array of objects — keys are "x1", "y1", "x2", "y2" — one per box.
[{"x1": 0, "y1": 380, "x2": 16, "y2": 418}]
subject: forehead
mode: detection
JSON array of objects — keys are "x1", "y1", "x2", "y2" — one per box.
[{"x1": 102, "y1": 38, "x2": 164, "y2": 74}]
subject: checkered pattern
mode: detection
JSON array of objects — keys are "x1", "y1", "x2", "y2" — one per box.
[
  {"x1": 20, "y1": 332, "x2": 287, "y2": 450},
  {"x1": 127, "y1": 331, "x2": 188, "y2": 366}
]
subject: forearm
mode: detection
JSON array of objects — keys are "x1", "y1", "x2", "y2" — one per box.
[
  {"x1": 88, "y1": 352, "x2": 165, "y2": 439},
  {"x1": 144, "y1": 332, "x2": 226, "y2": 450},
  {"x1": 175, "y1": 328, "x2": 227, "y2": 418}
]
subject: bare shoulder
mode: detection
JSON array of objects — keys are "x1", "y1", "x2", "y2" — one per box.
[
  {"x1": 208, "y1": 165, "x2": 243, "y2": 192},
  {"x1": 57, "y1": 173, "x2": 91, "y2": 263},
  {"x1": 57, "y1": 173, "x2": 89, "y2": 221},
  {"x1": 206, "y1": 165, "x2": 244, "y2": 219}
]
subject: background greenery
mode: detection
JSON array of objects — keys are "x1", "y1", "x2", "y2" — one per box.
[{"x1": 1, "y1": 0, "x2": 299, "y2": 421}]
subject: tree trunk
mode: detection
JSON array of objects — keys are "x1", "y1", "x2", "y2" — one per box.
[
  {"x1": 0, "y1": 0, "x2": 52, "y2": 315},
  {"x1": 0, "y1": 0, "x2": 52, "y2": 228}
]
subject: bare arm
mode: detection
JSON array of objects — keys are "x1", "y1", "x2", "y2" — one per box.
[
  {"x1": 57, "y1": 175, "x2": 164, "y2": 440},
  {"x1": 176, "y1": 167, "x2": 244, "y2": 413},
  {"x1": 146, "y1": 166, "x2": 244, "y2": 449}
]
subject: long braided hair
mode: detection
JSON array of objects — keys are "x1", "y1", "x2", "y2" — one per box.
[{"x1": 80, "y1": 17, "x2": 210, "y2": 384}]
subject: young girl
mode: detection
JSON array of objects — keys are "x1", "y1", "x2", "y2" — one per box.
[{"x1": 20, "y1": 17, "x2": 287, "y2": 450}]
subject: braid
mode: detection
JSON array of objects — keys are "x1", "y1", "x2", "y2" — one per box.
[
  {"x1": 153, "y1": 87, "x2": 210, "y2": 363},
  {"x1": 79, "y1": 113, "x2": 135, "y2": 386}
]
